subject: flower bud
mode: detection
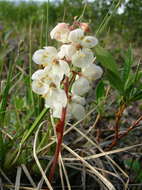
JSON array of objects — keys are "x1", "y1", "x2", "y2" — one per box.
[
  {"x1": 80, "y1": 22, "x2": 90, "y2": 32},
  {"x1": 50, "y1": 23, "x2": 70, "y2": 43}
]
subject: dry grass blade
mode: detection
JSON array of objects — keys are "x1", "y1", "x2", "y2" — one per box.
[
  {"x1": 63, "y1": 143, "x2": 116, "y2": 190},
  {"x1": 59, "y1": 159, "x2": 65, "y2": 190},
  {"x1": 63, "y1": 143, "x2": 142, "y2": 161},
  {"x1": 0, "y1": 168, "x2": 13, "y2": 185},
  {"x1": 4, "y1": 184, "x2": 47, "y2": 190},
  {"x1": 15, "y1": 166, "x2": 22, "y2": 190},
  {"x1": 0, "y1": 178, "x2": 3, "y2": 190},
  {"x1": 33, "y1": 121, "x2": 53, "y2": 190},
  {"x1": 37, "y1": 107, "x2": 97, "y2": 154},
  {"x1": 37, "y1": 159, "x2": 53, "y2": 190},
  {"x1": 21, "y1": 164, "x2": 36, "y2": 188},
  {"x1": 68, "y1": 123, "x2": 129, "y2": 182},
  {"x1": 59, "y1": 154, "x2": 71, "y2": 190}
]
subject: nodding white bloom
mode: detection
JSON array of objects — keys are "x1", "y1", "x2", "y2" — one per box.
[
  {"x1": 32, "y1": 46, "x2": 57, "y2": 67},
  {"x1": 31, "y1": 66, "x2": 60, "y2": 95},
  {"x1": 72, "y1": 48, "x2": 94, "y2": 68},
  {"x1": 50, "y1": 60, "x2": 70, "y2": 81},
  {"x1": 81, "y1": 36, "x2": 98, "y2": 48},
  {"x1": 32, "y1": 79, "x2": 50, "y2": 95},
  {"x1": 31, "y1": 68, "x2": 50, "y2": 95},
  {"x1": 50, "y1": 23, "x2": 70, "y2": 43},
  {"x1": 82, "y1": 64, "x2": 103, "y2": 81},
  {"x1": 71, "y1": 94, "x2": 86, "y2": 105},
  {"x1": 68, "y1": 28, "x2": 84, "y2": 44},
  {"x1": 67, "y1": 102, "x2": 85, "y2": 121},
  {"x1": 71, "y1": 76, "x2": 90, "y2": 96},
  {"x1": 31, "y1": 69, "x2": 45, "y2": 80},
  {"x1": 45, "y1": 88, "x2": 67, "y2": 118},
  {"x1": 58, "y1": 44, "x2": 76, "y2": 60},
  {"x1": 66, "y1": 95, "x2": 86, "y2": 121}
]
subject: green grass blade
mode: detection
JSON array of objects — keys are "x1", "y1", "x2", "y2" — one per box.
[{"x1": 20, "y1": 107, "x2": 49, "y2": 145}]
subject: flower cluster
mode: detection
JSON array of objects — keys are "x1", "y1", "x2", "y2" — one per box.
[{"x1": 32, "y1": 22, "x2": 103, "y2": 121}]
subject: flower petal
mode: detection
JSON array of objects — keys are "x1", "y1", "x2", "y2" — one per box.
[
  {"x1": 71, "y1": 77, "x2": 90, "y2": 96},
  {"x1": 72, "y1": 48, "x2": 94, "y2": 68},
  {"x1": 32, "y1": 46, "x2": 57, "y2": 67},
  {"x1": 58, "y1": 44, "x2": 76, "y2": 60},
  {"x1": 82, "y1": 64, "x2": 103, "y2": 81},
  {"x1": 50, "y1": 23, "x2": 70, "y2": 43},
  {"x1": 81, "y1": 36, "x2": 98, "y2": 48},
  {"x1": 68, "y1": 28, "x2": 84, "y2": 43},
  {"x1": 52, "y1": 103, "x2": 63, "y2": 118},
  {"x1": 31, "y1": 69, "x2": 44, "y2": 80},
  {"x1": 71, "y1": 103, "x2": 85, "y2": 120},
  {"x1": 45, "y1": 88, "x2": 67, "y2": 108},
  {"x1": 32, "y1": 80, "x2": 49, "y2": 95},
  {"x1": 71, "y1": 95, "x2": 86, "y2": 105},
  {"x1": 50, "y1": 60, "x2": 70, "y2": 83}
]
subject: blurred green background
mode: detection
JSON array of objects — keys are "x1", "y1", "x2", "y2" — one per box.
[{"x1": 0, "y1": 0, "x2": 142, "y2": 48}]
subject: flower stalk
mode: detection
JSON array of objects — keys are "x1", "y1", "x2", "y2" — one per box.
[{"x1": 49, "y1": 77, "x2": 69, "y2": 182}]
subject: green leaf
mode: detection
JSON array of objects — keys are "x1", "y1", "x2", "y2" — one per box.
[
  {"x1": 130, "y1": 90, "x2": 142, "y2": 102},
  {"x1": 95, "y1": 46, "x2": 118, "y2": 75},
  {"x1": 122, "y1": 48, "x2": 133, "y2": 83},
  {"x1": 107, "y1": 70, "x2": 124, "y2": 93},
  {"x1": 96, "y1": 80, "x2": 105, "y2": 101},
  {"x1": 20, "y1": 107, "x2": 49, "y2": 145}
]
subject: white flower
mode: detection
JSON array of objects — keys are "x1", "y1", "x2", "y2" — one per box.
[
  {"x1": 50, "y1": 60, "x2": 70, "y2": 81},
  {"x1": 45, "y1": 88, "x2": 67, "y2": 118},
  {"x1": 31, "y1": 66, "x2": 60, "y2": 95},
  {"x1": 68, "y1": 103, "x2": 85, "y2": 121},
  {"x1": 58, "y1": 44, "x2": 76, "y2": 60},
  {"x1": 71, "y1": 94, "x2": 86, "y2": 105},
  {"x1": 71, "y1": 77, "x2": 90, "y2": 96},
  {"x1": 32, "y1": 46, "x2": 57, "y2": 67},
  {"x1": 81, "y1": 36, "x2": 98, "y2": 48},
  {"x1": 31, "y1": 69, "x2": 50, "y2": 95},
  {"x1": 72, "y1": 48, "x2": 94, "y2": 68},
  {"x1": 66, "y1": 95, "x2": 86, "y2": 121},
  {"x1": 31, "y1": 69, "x2": 45, "y2": 80},
  {"x1": 68, "y1": 28, "x2": 84, "y2": 44},
  {"x1": 52, "y1": 103, "x2": 63, "y2": 118},
  {"x1": 82, "y1": 64, "x2": 103, "y2": 81},
  {"x1": 50, "y1": 23, "x2": 70, "y2": 43},
  {"x1": 32, "y1": 79, "x2": 50, "y2": 95}
]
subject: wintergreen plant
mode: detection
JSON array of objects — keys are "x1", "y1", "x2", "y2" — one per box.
[{"x1": 31, "y1": 21, "x2": 103, "y2": 180}]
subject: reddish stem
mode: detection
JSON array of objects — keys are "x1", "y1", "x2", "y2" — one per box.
[
  {"x1": 49, "y1": 77, "x2": 69, "y2": 182},
  {"x1": 114, "y1": 104, "x2": 126, "y2": 141},
  {"x1": 106, "y1": 104, "x2": 126, "y2": 150},
  {"x1": 106, "y1": 115, "x2": 142, "y2": 150}
]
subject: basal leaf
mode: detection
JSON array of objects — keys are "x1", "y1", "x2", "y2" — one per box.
[
  {"x1": 96, "y1": 80, "x2": 105, "y2": 101},
  {"x1": 95, "y1": 46, "x2": 118, "y2": 75},
  {"x1": 130, "y1": 90, "x2": 142, "y2": 102},
  {"x1": 122, "y1": 47, "x2": 133, "y2": 83},
  {"x1": 106, "y1": 70, "x2": 124, "y2": 94}
]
